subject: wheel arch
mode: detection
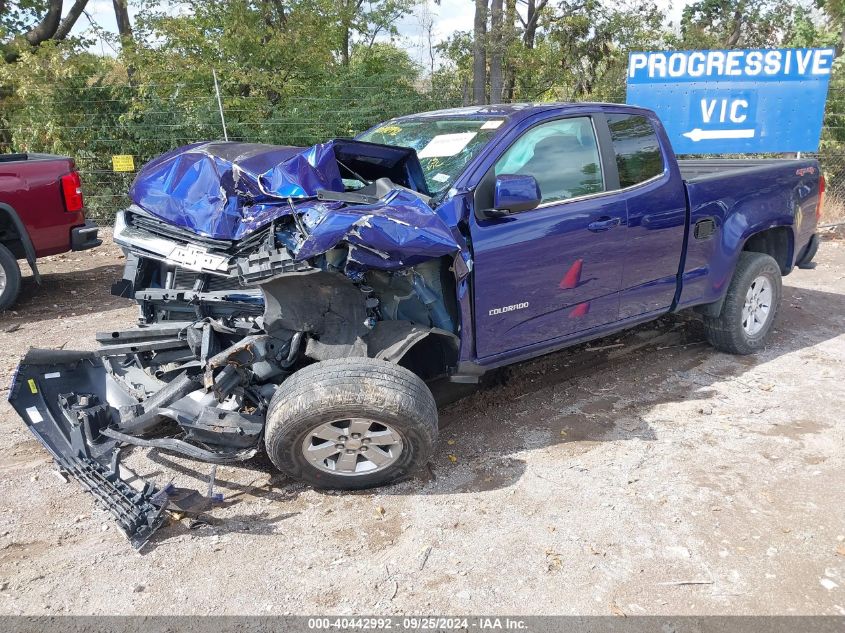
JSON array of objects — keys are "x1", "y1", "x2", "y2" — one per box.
[
  {"x1": 395, "y1": 329, "x2": 460, "y2": 381},
  {"x1": 367, "y1": 321, "x2": 460, "y2": 381},
  {"x1": 695, "y1": 221, "x2": 794, "y2": 318},
  {"x1": 740, "y1": 225, "x2": 794, "y2": 276},
  {"x1": 0, "y1": 202, "x2": 40, "y2": 283}
]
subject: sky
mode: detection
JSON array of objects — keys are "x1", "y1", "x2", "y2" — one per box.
[{"x1": 72, "y1": 0, "x2": 689, "y2": 65}]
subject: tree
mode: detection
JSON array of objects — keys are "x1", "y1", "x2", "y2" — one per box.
[
  {"x1": 816, "y1": 0, "x2": 845, "y2": 53},
  {"x1": 677, "y1": 0, "x2": 814, "y2": 48},
  {"x1": 112, "y1": 0, "x2": 132, "y2": 44},
  {"x1": 447, "y1": 0, "x2": 668, "y2": 104},
  {"x1": 2, "y1": 0, "x2": 93, "y2": 62},
  {"x1": 472, "y1": 0, "x2": 487, "y2": 104},
  {"x1": 23, "y1": 0, "x2": 62, "y2": 45},
  {"x1": 1, "y1": 0, "x2": 91, "y2": 44},
  {"x1": 55, "y1": 0, "x2": 91, "y2": 40},
  {"x1": 335, "y1": 0, "x2": 417, "y2": 66},
  {"x1": 489, "y1": 0, "x2": 503, "y2": 103},
  {"x1": 522, "y1": 0, "x2": 549, "y2": 49}
]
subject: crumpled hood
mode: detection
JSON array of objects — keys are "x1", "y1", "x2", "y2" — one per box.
[
  {"x1": 128, "y1": 141, "x2": 341, "y2": 240},
  {"x1": 128, "y1": 139, "x2": 436, "y2": 242},
  {"x1": 293, "y1": 190, "x2": 461, "y2": 271}
]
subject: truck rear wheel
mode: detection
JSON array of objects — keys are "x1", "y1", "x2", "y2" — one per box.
[
  {"x1": 0, "y1": 243, "x2": 22, "y2": 311},
  {"x1": 264, "y1": 357, "x2": 438, "y2": 489},
  {"x1": 703, "y1": 252, "x2": 782, "y2": 355}
]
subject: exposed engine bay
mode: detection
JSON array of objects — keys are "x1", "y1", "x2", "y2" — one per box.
[{"x1": 9, "y1": 139, "x2": 471, "y2": 547}]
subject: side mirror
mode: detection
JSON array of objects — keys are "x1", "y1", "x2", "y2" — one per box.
[{"x1": 493, "y1": 174, "x2": 541, "y2": 214}]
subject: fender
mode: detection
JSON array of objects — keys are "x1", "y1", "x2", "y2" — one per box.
[
  {"x1": 678, "y1": 171, "x2": 804, "y2": 312},
  {"x1": 693, "y1": 220, "x2": 794, "y2": 318},
  {"x1": 0, "y1": 202, "x2": 41, "y2": 284},
  {"x1": 695, "y1": 217, "x2": 794, "y2": 317}
]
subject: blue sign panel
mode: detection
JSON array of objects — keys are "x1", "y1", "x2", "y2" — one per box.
[{"x1": 626, "y1": 48, "x2": 836, "y2": 154}]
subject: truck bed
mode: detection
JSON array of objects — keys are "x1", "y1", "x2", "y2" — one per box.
[
  {"x1": 676, "y1": 156, "x2": 821, "y2": 311},
  {"x1": 678, "y1": 158, "x2": 809, "y2": 182},
  {"x1": 0, "y1": 152, "x2": 69, "y2": 164},
  {"x1": 0, "y1": 152, "x2": 99, "y2": 257}
]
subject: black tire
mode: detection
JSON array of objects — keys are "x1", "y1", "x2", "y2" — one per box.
[
  {"x1": 703, "y1": 252, "x2": 782, "y2": 355},
  {"x1": 0, "y1": 243, "x2": 22, "y2": 312},
  {"x1": 265, "y1": 357, "x2": 438, "y2": 489}
]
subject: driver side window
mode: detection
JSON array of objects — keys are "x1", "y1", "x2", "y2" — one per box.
[{"x1": 494, "y1": 117, "x2": 604, "y2": 205}]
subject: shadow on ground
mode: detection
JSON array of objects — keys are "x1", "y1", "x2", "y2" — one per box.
[
  {"x1": 0, "y1": 263, "x2": 131, "y2": 325},
  {"x1": 136, "y1": 282, "x2": 845, "y2": 539}
]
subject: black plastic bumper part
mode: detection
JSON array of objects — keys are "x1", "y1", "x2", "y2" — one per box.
[
  {"x1": 71, "y1": 220, "x2": 102, "y2": 251},
  {"x1": 796, "y1": 233, "x2": 820, "y2": 269},
  {"x1": 8, "y1": 349, "x2": 165, "y2": 549}
]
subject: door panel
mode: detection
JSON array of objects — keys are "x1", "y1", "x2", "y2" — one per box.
[
  {"x1": 604, "y1": 113, "x2": 688, "y2": 318},
  {"x1": 472, "y1": 197, "x2": 628, "y2": 359},
  {"x1": 619, "y1": 184, "x2": 687, "y2": 317}
]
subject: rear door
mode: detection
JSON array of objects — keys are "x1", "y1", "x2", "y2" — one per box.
[
  {"x1": 470, "y1": 113, "x2": 630, "y2": 360},
  {"x1": 603, "y1": 112, "x2": 688, "y2": 318}
]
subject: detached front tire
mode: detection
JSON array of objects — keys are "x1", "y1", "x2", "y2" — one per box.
[
  {"x1": 265, "y1": 357, "x2": 438, "y2": 489},
  {"x1": 0, "y1": 243, "x2": 22, "y2": 312},
  {"x1": 703, "y1": 252, "x2": 782, "y2": 355}
]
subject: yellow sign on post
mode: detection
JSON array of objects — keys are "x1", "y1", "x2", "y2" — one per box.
[{"x1": 111, "y1": 155, "x2": 135, "y2": 172}]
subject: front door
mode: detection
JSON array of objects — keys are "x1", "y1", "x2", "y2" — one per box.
[{"x1": 471, "y1": 115, "x2": 629, "y2": 360}]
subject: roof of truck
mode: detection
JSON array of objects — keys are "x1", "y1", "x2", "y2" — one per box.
[{"x1": 391, "y1": 102, "x2": 643, "y2": 123}]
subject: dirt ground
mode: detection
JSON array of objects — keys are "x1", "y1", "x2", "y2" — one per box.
[{"x1": 0, "y1": 230, "x2": 843, "y2": 616}]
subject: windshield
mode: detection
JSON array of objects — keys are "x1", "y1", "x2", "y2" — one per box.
[{"x1": 358, "y1": 117, "x2": 506, "y2": 196}]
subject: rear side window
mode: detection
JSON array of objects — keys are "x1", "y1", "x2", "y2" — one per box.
[{"x1": 607, "y1": 114, "x2": 664, "y2": 188}]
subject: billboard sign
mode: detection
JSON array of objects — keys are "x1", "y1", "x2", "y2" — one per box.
[{"x1": 626, "y1": 48, "x2": 836, "y2": 154}]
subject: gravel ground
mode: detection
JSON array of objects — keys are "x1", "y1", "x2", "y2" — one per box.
[{"x1": 0, "y1": 231, "x2": 843, "y2": 616}]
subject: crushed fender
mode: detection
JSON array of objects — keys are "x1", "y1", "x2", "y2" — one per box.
[{"x1": 11, "y1": 138, "x2": 469, "y2": 547}]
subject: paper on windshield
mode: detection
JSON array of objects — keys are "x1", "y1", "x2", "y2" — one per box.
[{"x1": 417, "y1": 132, "x2": 477, "y2": 159}]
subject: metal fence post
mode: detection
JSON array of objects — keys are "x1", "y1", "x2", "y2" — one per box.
[{"x1": 213, "y1": 69, "x2": 229, "y2": 142}]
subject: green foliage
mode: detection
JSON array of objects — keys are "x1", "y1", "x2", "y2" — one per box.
[
  {"x1": 675, "y1": 0, "x2": 817, "y2": 48},
  {"x1": 1, "y1": 0, "x2": 844, "y2": 221},
  {"x1": 0, "y1": 0, "x2": 445, "y2": 221},
  {"x1": 0, "y1": 0, "x2": 51, "y2": 38},
  {"x1": 437, "y1": 0, "x2": 668, "y2": 103}
]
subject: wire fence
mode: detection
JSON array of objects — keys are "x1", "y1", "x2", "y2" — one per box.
[
  {"x1": 804, "y1": 88, "x2": 845, "y2": 223},
  {"x1": 2, "y1": 76, "x2": 845, "y2": 225},
  {"x1": 0, "y1": 74, "x2": 460, "y2": 222}
]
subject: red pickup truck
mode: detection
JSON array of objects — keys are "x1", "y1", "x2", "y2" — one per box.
[{"x1": 0, "y1": 153, "x2": 100, "y2": 310}]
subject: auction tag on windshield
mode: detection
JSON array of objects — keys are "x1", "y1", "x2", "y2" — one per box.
[
  {"x1": 112, "y1": 155, "x2": 135, "y2": 172},
  {"x1": 481, "y1": 120, "x2": 504, "y2": 130},
  {"x1": 417, "y1": 132, "x2": 477, "y2": 158}
]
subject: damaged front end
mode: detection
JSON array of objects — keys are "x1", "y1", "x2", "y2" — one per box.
[{"x1": 9, "y1": 138, "x2": 469, "y2": 547}]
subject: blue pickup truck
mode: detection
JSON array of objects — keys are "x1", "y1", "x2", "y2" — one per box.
[{"x1": 10, "y1": 103, "x2": 824, "y2": 546}]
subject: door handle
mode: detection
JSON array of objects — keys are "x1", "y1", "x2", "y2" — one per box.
[{"x1": 587, "y1": 216, "x2": 621, "y2": 232}]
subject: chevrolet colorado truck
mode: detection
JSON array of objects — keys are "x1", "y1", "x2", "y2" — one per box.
[
  {"x1": 9, "y1": 103, "x2": 823, "y2": 547},
  {"x1": 0, "y1": 153, "x2": 101, "y2": 310}
]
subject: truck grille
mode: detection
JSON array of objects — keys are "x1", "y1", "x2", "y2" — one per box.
[
  {"x1": 127, "y1": 208, "x2": 234, "y2": 252},
  {"x1": 171, "y1": 267, "x2": 242, "y2": 292},
  {"x1": 126, "y1": 206, "x2": 273, "y2": 256}
]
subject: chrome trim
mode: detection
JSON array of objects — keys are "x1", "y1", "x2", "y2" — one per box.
[
  {"x1": 533, "y1": 170, "x2": 668, "y2": 210},
  {"x1": 113, "y1": 211, "x2": 232, "y2": 275}
]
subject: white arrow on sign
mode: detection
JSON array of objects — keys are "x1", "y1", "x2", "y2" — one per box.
[{"x1": 683, "y1": 128, "x2": 756, "y2": 142}]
